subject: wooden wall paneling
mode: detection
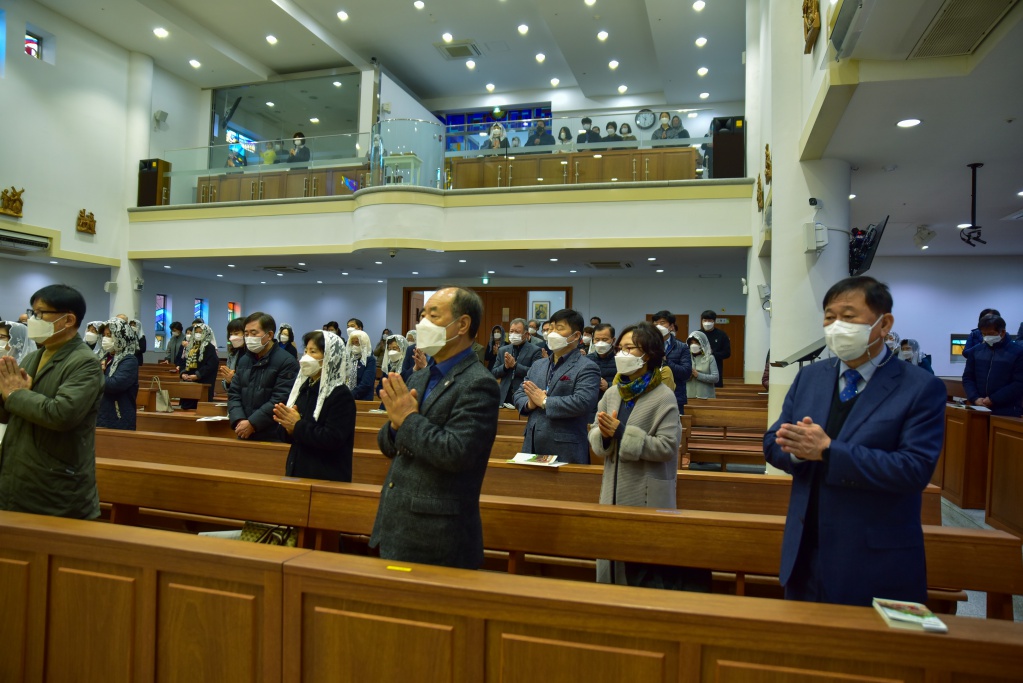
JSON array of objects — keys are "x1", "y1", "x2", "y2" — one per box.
[
  {"x1": 986, "y1": 417, "x2": 1023, "y2": 537},
  {"x1": 714, "y1": 660, "x2": 903, "y2": 682},
  {"x1": 217, "y1": 175, "x2": 243, "y2": 203},
  {"x1": 573, "y1": 155, "x2": 601, "y2": 184},
  {"x1": 507, "y1": 156, "x2": 539, "y2": 188},
  {"x1": 940, "y1": 408, "x2": 990, "y2": 509},
  {"x1": 703, "y1": 648, "x2": 920, "y2": 683},
  {"x1": 0, "y1": 550, "x2": 33, "y2": 682},
  {"x1": 498, "y1": 633, "x2": 666, "y2": 683},
  {"x1": 537, "y1": 156, "x2": 570, "y2": 185},
  {"x1": 482, "y1": 158, "x2": 505, "y2": 188},
  {"x1": 450, "y1": 158, "x2": 483, "y2": 189},
  {"x1": 600, "y1": 151, "x2": 634, "y2": 183}
]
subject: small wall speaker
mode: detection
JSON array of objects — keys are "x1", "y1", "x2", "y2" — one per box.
[
  {"x1": 103, "y1": 281, "x2": 117, "y2": 293},
  {"x1": 153, "y1": 110, "x2": 169, "y2": 124}
]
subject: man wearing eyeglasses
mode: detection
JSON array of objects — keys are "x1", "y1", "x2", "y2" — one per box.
[{"x1": 0, "y1": 284, "x2": 104, "y2": 519}]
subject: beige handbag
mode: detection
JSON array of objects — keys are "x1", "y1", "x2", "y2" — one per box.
[{"x1": 149, "y1": 377, "x2": 173, "y2": 413}]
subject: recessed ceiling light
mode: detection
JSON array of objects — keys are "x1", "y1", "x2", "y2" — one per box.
[
  {"x1": 317, "y1": 280, "x2": 323, "y2": 284},
  {"x1": 228, "y1": 264, "x2": 235, "y2": 267},
  {"x1": 921, "y1": 245, "x2": 929, "y2": 250},
  {"x1": 597, "y1": 30, "x2": 608, "y2": 41},
  {"x1": 49, "y1": 260, "x2": 58, "y2": 264},
  {"x1": 697, "y1": 66, "x2": 708, "y2": 76},
  {"x1": 216, "y1": 274, "x2": 223, "y2": 278},
  {"x1": 550, "y1": 77, "x2": 560, "y2": 87},
  {"x1": 608, "y1": 59, "x2": 619, "y2": 70},
  {"x1": 459, "y1": 259, "x2": 467, "y2": 263},
  {"x1": 486, "y1": 83, "x2": 495, "y2": 92},
  {"x1": 442, "y1": 32, "x2": 453, "y2": 42},
  {"x1": 265, "y1": 35, "x2": 278, "y2": 45},
  {"x1": 337, "y1": 10, "x2": 349, "y2": 21},
  {"x1": 412, "y1": 271, "x2": 419, "y2": 275},
  {"x1": 163, "y1": 265, "x2": 171, "y2": 269},
  {"x1": 550, "y1": 258, "x2": 558, "y2": 262},
  {"x1": 333, "y1": 81, "x2": 342, "y2": 87},
  {"x1": 957, "y1": 223, "x2": 971, "y2": 229},
  {"x1": 1018, "y1": 190, "x2": 1023, "y2": 196},
  {"x1": 414, "y1": 0, "x2": 425, "y2": 8},
  {"x1": 656, "y1": 269, "x2": 665, "y2": 273},
  {"x1": 377, "y1": 280, "x2": 384, "y2": 283},
  {"x1": 518, "y1": 24, "x2": 529, "y2": 35},
  {"x1": 298, "y1": 262, "x2": 306, "y2": 266},
  {"x1": 466, "y1": 59, "x2": 476, "y2": 69},
  {"x1": 688, "y1": 112, "x2": 698, "y2": 118},
  {"x1": 153, "y1": 27, "x2": 169, "y2": 38},
  {"x1": 309, "y1": 117, "x2": 320, "y2": 123},
  {"x1": 695, "y1": 36, "x2": 707, "y2": 47},
  {"x1": 277, "y1": 273, "x2": 284, "y2": 277},
  {"x1": 693, "y1": 1, "x2": 705, "y2": 10},
  {"x1": 375, "y1": 261, "x2": 383, "y2": 264},
  {"x1": 593, "y1": 154, "x2": 603, "y2": 159},
  {"x1": 261, "y1": 281, "x2": 266, "y2": 284},
  {"x1": 535, "y1": 53, "x2": 545, "y2": 63},
  {"x1": 342, "y1": 272, "x2": 349, "y2": 275},
  {"x1": 266, "y1": 101, "x2": 274, "y2": 107},
  {"x1": 647, "y1": 257, "x2": 656, "y2": 261},
  {"x1": 848, "y1": 194, "x2": 856, "y2": 200},
  {"x1": 699, "y1": 92, "x2": 709, "y2": 99},
  {"x1": 585, "y1": 0, "x2": 596, "y2": 5},
  {"x1": 188, "y1": 59, "x2": 201, "y2": 69},
  {"x1": 897, "y1": 118, "x2": 921, "y2": 128},
  {"x1": 569, "y1": 269, "x2": 577, "y2": 273},
  {"x1": 488, "y1": 270, "x2": 495, "y2": 274},
  {"x1": 617, "y1": 85, "x2": 627, "y2": 93}
]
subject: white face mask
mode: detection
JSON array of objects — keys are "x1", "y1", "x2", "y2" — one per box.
[
  {"x1": 84, "y1": 331, "x2": 99, "y2": 344},
  {"x1": 899, "y1": 349, "x2": 914, "y2": 360},
  {"x1": 528, "y1": 328, "x2": 538, "y2": 336},
  {"x1": 615, "y1": 350, "x2": 647, "y2": 376},
  {"x1": 824, "y1": 317, "x2": 882, "y2": 362},
  {"x1": 27, "y1": 314, "x2": 68, "y2": 344},
  {"x1": 493, "y1": 331, "x2": 503, "y2": 340},
  {"x1": 293, "y1": 138, "x2": 303, "y2": 147},
  {"x1": 416, "y1": 317, "x2": 459, "y2": 357},
  {"x1": 542, "y1": 330, "x2": 551, "y2": 340},
  {"x1": 582, "y1": 335, "x2": 592, "y2": 345},
  {"x1": 885, "y1": 339, "x2": 899, "y2": 350},
  {"x1": 280, "y1": 333, "x2": 289, "y2": 342},
  {"x1": 245, "y1": 333, "x2": 268, "y2": 353},
  {"x1": 655, "y1": 324, "x2": 670, "y2": 338},
  {"x1": 546, "y1": 331, "x2": 575, "y2": 352},
  {"x1": 229, "y1": 335, "x2": 245, "y2": 348},
  {"x1": 702, "y1": 321, "x2": 715, "y2": 331},
  {"x1": 193, "y1": 331, "x2": 203, "y2": 340},
  {"x1": 185, "y1": 333, "x2": 193, "y2": 341},
  {"x1": 349, "y1": 346, "x2": 362, "y2": 358},
  {"x1": 346, "y1": 327, "x2": 357, "y2": 338},
  {"x1": 690, "y1": 343, "x2": 702, "y2": 355},
  {"x1": 983, "y1": 334, "x2": 1002, "y2": 346},
  {"x1": 387, "y1": 349, "x2": 401, "y2": 362},
  {"x1": 660, "y1": 117, "x2": 670, "y2": 125},
  {"x1": 101, "y1": 337, "x2": 115, "y2": 353},
  {"x1": 298, "y1": 354, "x2": 322, "y2": 377},
  {"x1": 509, "y1": 333, "x2": 524, "y2": 345},
  {"x1": 594, "y1": 341, "x2": 612, "y2": 355}
]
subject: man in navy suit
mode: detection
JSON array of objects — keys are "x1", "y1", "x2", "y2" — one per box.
[
  {"x1": 514, "y1": 309, "x2": 600, "y2": 464},
  {"x1": 652, "y1": 310, "x2": 692, "y2": 415},
  {"x1": 764, "y1": 276, "x2": 945, "y2": 607}
]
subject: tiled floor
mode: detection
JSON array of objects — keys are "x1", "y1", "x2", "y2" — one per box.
[{"x1": 940, "y1": 499, "x2": 1023, "y2": 621}]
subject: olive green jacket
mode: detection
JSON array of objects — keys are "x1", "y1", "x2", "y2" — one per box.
[{"x1": 0, "y1": 335, "x2": 104, "y2": 519}]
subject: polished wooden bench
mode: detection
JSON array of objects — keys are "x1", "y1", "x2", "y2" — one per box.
[{"x1": 687, "y1": 405, "x2": 769, "y2": 438}]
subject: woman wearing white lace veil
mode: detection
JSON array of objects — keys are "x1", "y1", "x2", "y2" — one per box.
[
  {"x1": 97, "y1": 318, "x2": 139, "y2": 430},
  {"x1": 179, "y1": 321, "x2": 219, "y2": 409},
  {"x1": 341, "y1": 329, "x2": 376, "y2": 400},
  {"x1": 130, "y1": 318, "x2": 147, "y2": 363},
  {"x1": 1, "y1": 321, "x2": 37, "y2": 365},
  {"x1": 375, "y1": 333, "x2": 409, "y2": 396},
  {"x1": 274, "y1": 330, "x2": 356, "y2": 481}
]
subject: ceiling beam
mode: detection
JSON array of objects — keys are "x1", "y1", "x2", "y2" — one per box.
[{"x1": 271, "y1": 0, "x2": 372, "y2": 70}]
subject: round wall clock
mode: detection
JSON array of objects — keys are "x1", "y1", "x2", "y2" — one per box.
[{"x1": 635, "y1": 108, "x2": 656, "y2": 130}]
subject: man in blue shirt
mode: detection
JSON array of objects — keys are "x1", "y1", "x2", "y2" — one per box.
[{"x1": 371, "y1": 286, "x2": 500, "y2": 569}]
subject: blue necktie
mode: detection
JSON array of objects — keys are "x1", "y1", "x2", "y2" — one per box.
[{"x1": 840, "y1": 369, "x2": 862, "y2": 403}]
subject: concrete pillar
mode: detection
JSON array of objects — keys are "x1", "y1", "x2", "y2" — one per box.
[{"x1": 111, "y1": 52, "x2": 153, "y2": 319}]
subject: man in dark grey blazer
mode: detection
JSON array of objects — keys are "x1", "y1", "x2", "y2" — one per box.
[
  {"x1": 514, "y1": 309, "x2": 600, "y2": 464},
  {"x1": 492, "y1": 317, "x2": 541, "y2": 406},
  {"x1": 371, "y1": 286, "x2": 500, "y2": 569}
]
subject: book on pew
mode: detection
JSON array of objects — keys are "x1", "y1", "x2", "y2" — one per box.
[
  {"x1": 872, "y1": 598, "x2": 948, "y2": 634},
  {"x1": 196, "y1": 416, "x2": 230, "y2": 422},
  {"x1": 507, "y1": 453, "x2": 566, "y2": 468}
]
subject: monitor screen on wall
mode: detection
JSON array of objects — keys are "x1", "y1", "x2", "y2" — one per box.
[{"x1": 950, "y1": 334, "x2": 968, "y2": 363}]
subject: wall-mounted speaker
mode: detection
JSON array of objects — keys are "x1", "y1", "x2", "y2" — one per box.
[{"x1": 103, "y1": 281, "x2": 117, "y2": 293}]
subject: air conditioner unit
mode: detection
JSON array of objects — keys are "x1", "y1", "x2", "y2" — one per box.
[
  {"x1": 0, "y1": 229, "x2": 49, "y2": 256},
  {"x1": 831, "y1": 0, "x2": 875, "y2": 59}
]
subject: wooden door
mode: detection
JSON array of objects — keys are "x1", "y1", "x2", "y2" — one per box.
[
  {"x1": 482, "y1": 158, "x2": 505, "y2": 187},
  {"x1": 196, "y1": 177, "x2": 215, "y2": 203},
  {"x1": 507, "y1": 157, "x2": 539, "y2": 187},
  {"x1": 218, "y1": 174, "x2": 242, "y2": 202},
  {"x1": 572, "y1": 155, "x2": 601, "y2": 184},
  {"x1": 600, "y1": 151, "x2": 633, "y2": 183},
  {"x1": 285, "y1": 171, "x2": 311, "y2": 198},
  {"x1": 451, "y1": 158, "x2": 483, "y2": 189},
  {"x1": 660, "y1": 149, "x2": 697, "y2": 180},
  {"x1": 308, "y1": 170, "x2": 329, "y2": 197},
  {"x1": 639, "y1": 152, "x2": 662, "y2": 182},
  {"x1": 712, "y1": 314, "x2": 745, "y2": 381},
  {"x1": 537, "y1": 156, "x2": 570, "y2": 186},
  {"x1": 257, "y1": 171, "x2": 284, "y2": 200}
]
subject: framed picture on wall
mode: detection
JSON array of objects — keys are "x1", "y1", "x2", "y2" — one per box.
[{"x1": 532, "y1": 301, "x2": 550, "y2": 321}]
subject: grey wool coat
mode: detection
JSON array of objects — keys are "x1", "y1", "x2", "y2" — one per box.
[
  {"x1": 370, "y1": 350, "x2": 500, "y2": 569},
  {"x1": 587, "y1": 381, "x2": 681, "y2": 584}
]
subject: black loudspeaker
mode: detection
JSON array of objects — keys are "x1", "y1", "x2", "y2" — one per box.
[
  {"x1": 137, "y1": 158, "x2": 172, "y2": 207},
  {"x1": 709, "y1": 117, "x2": 745, "y2": 179}
]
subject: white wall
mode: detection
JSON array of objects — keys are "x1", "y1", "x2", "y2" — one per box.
[
  {"x1": 136, "y1": 270, "x2": 246, "y2": 354},
  {"x1": 0, "y1": 256, "x2": 109, "y2": 323},
  {"x1": 864, "y1": 256, "x2": 1023, "y2": 377},
  {"x1": 243, "y1": 282, "x2": 388, "y2": 343}
]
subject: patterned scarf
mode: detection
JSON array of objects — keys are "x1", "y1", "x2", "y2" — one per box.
[
  {"x1": 104, "y1": 318, "x2": 134, "y2": 376},
  {"x1": 185, "y1": 323, "x2": 216, "y2": 371},
  {"x1": 616, "y1": 367, "x2": 663, "y2": 408}
]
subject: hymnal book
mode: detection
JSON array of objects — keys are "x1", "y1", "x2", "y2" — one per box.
[
  {"x1": 872, "y1": 598, "x2": 948, "y2": 633},
  {"x1": 196, "y1": 416, "x2": 230, "y2": 422},
  {"x1": 507, "y1": 453, "x2": 565, "y2": 468}
]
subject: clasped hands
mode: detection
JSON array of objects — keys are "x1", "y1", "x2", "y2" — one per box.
[
  {"x1": 520, "y1": 380, "x2": 547, "y2": 410},
  {"x1": 775, "y1": 416, "x2": 831, "y2": 461},
  {"x1": 379, "y1": 372, "x2": 419, "y2": 429},
  {"x1": 273, "y1": 403, "x2": 301, "y2": 434},
  {"x1": 596, "y1": 409, "x2": 620, "y2": 438},
  {"x1": 503, "y1": 351, "x2": 516, "y2": 369},
  {"x1": 0, "y1": 356, "x2": 32, "y2": 400}
]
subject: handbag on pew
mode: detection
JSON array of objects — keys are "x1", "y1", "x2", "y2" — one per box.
[
  {"x1": 239, "y1": 521, "x2": 298, "y2": 547},
  {"x1": 148, "y1": 377, "x2": 174, "y2": 413}
]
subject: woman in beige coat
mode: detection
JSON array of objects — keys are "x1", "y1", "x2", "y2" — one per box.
[{"x1": 589, "y1": 322, "x2": 711, "y2": 591}]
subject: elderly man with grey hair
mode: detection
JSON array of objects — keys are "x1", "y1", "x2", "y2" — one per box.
[{"x1": 492, "y1": 317, "x2": 542, "y2": 408}]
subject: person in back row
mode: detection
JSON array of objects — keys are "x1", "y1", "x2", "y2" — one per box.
[
  {"x1": 652, "y1": 310, "x2": 692, "y2": 415},
  {"x1": 700, "y1": 310, "x2": 731, "y2": 388},
  {"x1": 278, "y1": 324, "x2": 298, "y2": 358},
  {"x1": 963, "y1": 308, "x2": 1000, "y2": 359},
  {"x1": 587, "y1": 323, "x2": 618, "y2": 403},
  {"x1": 514, "y1": 309, "x2": 600, "y2": 464},
  {"x1": 274, "y1": 330, "x2": 356, "y2": 482},
  {"x1": 219, "y1": 318, "x2": 245, "y2": 392},
  {"x1": 377, "y1": 334, "x2": 409, "y2": 397},
  {"x1": 179, "y1": 322, "x2": 219, "y2": 410},
  {"x1": 343, "y1": 329, "x2": 376, "y2": 400},
  {"x1": 686, "y1": 330, "x2": 719, "y2": 400},
  {"x1": 97, "y1": 318, "x2": 138, "y2": 430},
  {"x1": 228, "y1": 312, "x2": 300, "y2": 441},
  {"x1": 493, "y1": 318, "x2": 541, "y2": 408},
  {"x1": 963, "y1": 313, "x2": 1023, "y2": 417},
  {"x1": 161, "y1": 321, "x2": 184, "y2": 366},
  {"x1": 898, "y1": 339, "x2": 933, "y2": 374}
]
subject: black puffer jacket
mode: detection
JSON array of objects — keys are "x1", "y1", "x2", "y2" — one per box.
[{"x1": 227, "y1": 343, "x2": 300, "y2": 441}]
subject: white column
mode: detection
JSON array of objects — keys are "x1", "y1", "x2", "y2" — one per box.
[{"x1": 111, "y1": 52, "x2": 153, "y2": 319}]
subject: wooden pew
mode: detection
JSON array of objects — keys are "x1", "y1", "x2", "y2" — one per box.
[
  {"x1": 93, "y1": 459, "x2": 1022, "y2": 618},
  {"x1": 4, "y1": 512, "x2": 1021, "y2": 683},
  {"x1": 687, "y1": 404, "x2": 769, "y2": 438},
  {"x1": 137, "y1": 381, "x2": 210, "y2": 411},
  {"x1": 355, "y1": 410, "x2": 526, "y2": 438},
  {"x1": 92, "y1": 429, "x2": 941, "y2": 525},
  {"x1": 196, "y1": 401, "x2": 228, "y2": 416}
]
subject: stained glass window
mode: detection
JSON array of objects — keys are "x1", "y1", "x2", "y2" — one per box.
[
  {"x1": 25, "y1": 33, "x2": 41, "y2": 59},
  {"x1": 228, "y1": 301, "x2": 241, "y2": 322},
  {"x1": 193, "y1": 298, "x2": 208, "y2": 324}
]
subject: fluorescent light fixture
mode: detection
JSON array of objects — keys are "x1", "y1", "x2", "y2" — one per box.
[
  {"x1": 550, "y1": 77, "x2": 560, "y2": 86},
  {"x1": 569, "y1": 270, "x2": 577, "y2": 273},
  {"x1": 412, "y1": 271, "x2": 419, "y2": 275},
  {"x1": 337, "y1": 11, "x2": 349, "y2": 21},
  {"x1": 695, "y1": 36, "x2": 707, "y2": 47},
  {"x1": 309, "y1": 117, "x2": 320, "y2": 123},
  {"x1": 608, "y1": 60, "x2": 619, "y2": 69},
  {"x1": 188, "y1": 59, "x2": 201, "y2": 69},
  {"x1": 617, "y1": 85, "x2": 627, "y2": 93},
  {"x1": 375, "y1": 261, "x2": 383, "y2": 264},
  {"x1": 266, "y1": 102, "x2": 274, "y2": 107},
  {"x1": 697, "y1": 66, "x2": 708, "y2": 76},
  {"x1": 699, "y1": 92, "x2": 709, "y2": 99},
  {"x1": 342, "y1": 272, "x2": 349, "y2": 275},
  {"x1": 377, "y1": 280, "x2": 384, "y2": 283},
  {"x1": 298, "y1": 262, "x2": 306, "y2": 266},
  {"x1": 486, "y1": 83, "x2": 495, "y2": 92},
  {"x1": 49, "y1": 260, "x2": 58, "y2": 264},
  {"x1": 585, "y1": 0, "x2": 596, "y2": 5},
  {"x1": 518, "y1": 24, "x2": 529, "y2": 35},
  {"x1": 597, "y1": 30, "x2": 608, "y2": 41},
  {"x1": 414, "y1": 0, "x2": 425, "y2": 8},
  {"x1": 466, "y1": 59, "x2": 476, "y2": 69},
  {"x1": 153, "y1": 27, "x2": 169, "y2": 38},
  {"x1": 693, "y1": 1, "x2": 705, "y2": 10},
  {"x1": 261, "y1": 281, "x2": 266, "y2": 284},
  {"x1": 535, "y1": 53, "x2": 545, "y2": 63},
  {"x1": 897, "y1": 118, "x2": 921, "y2": 128},
  {"x1": 317, "y1": 280, "x2": 323, "y2": 284},
  {"x1": 277, "y1": 273, "x2": 284, "y2": 277},
  {"x1": 265, "y1": 35, "x2": 277, "y2": 45},
  {"x1": 442, "y1": 32, "x2": 453, "y2": 42},
  {"x1": 488, "y1": 270, "x2": 495, "y2": 274}
]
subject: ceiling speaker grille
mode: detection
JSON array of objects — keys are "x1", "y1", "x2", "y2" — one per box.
[
  {"x1": 262, "y1": 266, "x2": 308, "y2": 274},
  {"x1": 909, "y1": 0, "x2": 1017, "y2": 59},
  {"x1": 586, "y1": 261, "x2": 633, "y2": 270}
]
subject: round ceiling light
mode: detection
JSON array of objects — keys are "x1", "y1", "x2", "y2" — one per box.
[
  {"x1": 597, "y1": 30, "x2": 608, "y2": 41},
  {"x1": 897, "y1": 118, "x2": 921, "y2": 128}
]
